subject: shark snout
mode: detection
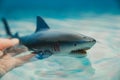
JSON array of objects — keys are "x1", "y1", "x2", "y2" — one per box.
[
  {"x1": 86, "y1": 38, "x2": 96, "y2": 48},
  {"x1": 92, "y1": 39, "x2": 96, "y2": 43},
  {"x1": 88, "y1": 38, "x2": 96, "y2": 43},
  {"x1": 83, "y1": 36, "x2": 96, "y2": 43},
  {"x1": 78, "y1": 36, "x2": 96, "y2": 49}
]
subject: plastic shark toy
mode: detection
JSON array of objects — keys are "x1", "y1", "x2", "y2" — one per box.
[{"x1": 2, "y1": 16, "x2": 96, "y2": 59}]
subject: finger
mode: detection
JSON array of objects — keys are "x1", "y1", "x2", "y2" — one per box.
[
  {"x1": 16, "y1": 53, "x2": 36, "y2": 64},
  {"x1": 11, "y1": 38, "x2": 19, "y2": 46},
  {"x1": 4, "y1": 45, "x2": 28, "y2": 57},
  {"x1": 1, "y1": 54, "x2": 12, "y2": 59},
  {"x1": 0, "y1": 38, "x2": 19, "y2": 50},
  {"x1": 0, "y1": 51, "x2": 4, "y2": 58}
]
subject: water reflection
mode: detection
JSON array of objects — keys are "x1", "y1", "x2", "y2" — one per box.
[{"x1": 33, "y1": 56, "x2": 95, "y2": 80}]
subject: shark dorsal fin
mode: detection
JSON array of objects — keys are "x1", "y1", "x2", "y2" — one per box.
[{"x1": 35, "y1": 16, "x2": 50, "y2": 32}]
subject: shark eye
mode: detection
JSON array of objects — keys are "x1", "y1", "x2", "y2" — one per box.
[{"x1": 74, "y1": 43, "x2": 77, "y2": 46}]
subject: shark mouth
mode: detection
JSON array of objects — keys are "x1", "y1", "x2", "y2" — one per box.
[{"x1": 70, "y1": 48, "x2": 89, "y2": 54}]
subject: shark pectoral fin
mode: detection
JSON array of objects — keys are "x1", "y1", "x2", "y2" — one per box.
[
  {"x1": 16, "y1": 50, "x2": 53, "y2": 64},
  {"x1": 35, "y1": 16, "x2": 50, "y2": 32},
  {"x1": 31, "y1": 50, "x2": 53, "y2": 60}
]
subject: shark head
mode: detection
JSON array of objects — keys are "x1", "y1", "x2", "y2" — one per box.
[{"x1": 68, "y1": 34, "x2": 96, "y2": 57}]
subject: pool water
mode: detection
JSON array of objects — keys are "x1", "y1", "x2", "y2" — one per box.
[{"x1": 0, "y1": 14, "x2": 120, "y2": 80}]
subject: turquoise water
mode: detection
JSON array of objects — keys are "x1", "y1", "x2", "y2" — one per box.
[{"x1": 0, "y1": 14, "x2": 120, "y2": 80}]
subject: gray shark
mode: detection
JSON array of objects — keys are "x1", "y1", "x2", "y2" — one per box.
[{"x1": 2, "y1": 16, "x2": 96, "y2": 59}]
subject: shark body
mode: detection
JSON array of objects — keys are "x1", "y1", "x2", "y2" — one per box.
[{"x1": 2, "y1": 16, "x2": 96, "y2": 58}]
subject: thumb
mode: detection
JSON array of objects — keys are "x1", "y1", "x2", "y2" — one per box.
[{"x1": 0, "y1": 38, "x2": 19, "y2": 50}]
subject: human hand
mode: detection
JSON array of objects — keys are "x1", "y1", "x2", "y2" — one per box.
[{"x1": 0, "y1": 38, "x2": 35, "y2": 77}]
